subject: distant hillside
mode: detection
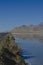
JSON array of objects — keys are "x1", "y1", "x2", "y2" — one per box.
[{"x1": 10, "y1": 22, "x2": 43, "y2": 33}]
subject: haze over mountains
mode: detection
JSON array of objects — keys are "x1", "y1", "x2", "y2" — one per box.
[{"x1": 10, "y1": 22, "x2": 43, "y2": 33}]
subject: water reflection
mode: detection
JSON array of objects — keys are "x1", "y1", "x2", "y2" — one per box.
[
  {"x1": 20, "y1": 49, "x2": 35, "y2": 59},
  {"x1": 21, "y1": 55, "x2": 35, "y2": 59},
  {"x1": 14, "y1": 34, "x2": 43, "y2": 43},
  {"x1": 14, "y1": 34, "x2": 43, "y2": 65}
]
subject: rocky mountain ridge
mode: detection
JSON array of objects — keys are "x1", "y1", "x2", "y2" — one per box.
[{"x1": 10, "y1": 22, "x2": 43, "y2": 33}]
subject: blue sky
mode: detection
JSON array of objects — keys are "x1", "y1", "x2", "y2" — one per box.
[{"x1": 0, "y1": 0, "x2": 43, "y2": 32}]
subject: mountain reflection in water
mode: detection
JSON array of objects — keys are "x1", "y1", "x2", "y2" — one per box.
[
  {"x1": 14, "y1": 33, "x2": 43, "y2": 65},
  {"x1": 13, "y1": 33, "x2": 43, "y2": 43}
]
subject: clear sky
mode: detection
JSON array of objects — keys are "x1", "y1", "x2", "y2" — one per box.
[{"x1": 0, "y1": 0, "x2": 43, "y2": 32}]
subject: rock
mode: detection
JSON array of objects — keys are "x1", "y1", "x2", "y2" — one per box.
[{"x1": 0, "y1": 33, "x2": 27, "y2": 65}]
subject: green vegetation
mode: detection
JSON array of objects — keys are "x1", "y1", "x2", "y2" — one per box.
[{"x1": 0, "y1": 33, "x2": 27, "y2": 65}]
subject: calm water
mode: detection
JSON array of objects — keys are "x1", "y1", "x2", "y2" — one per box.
[{"x1": 15, "y1": 37, "x2": 43, "y2": 65}]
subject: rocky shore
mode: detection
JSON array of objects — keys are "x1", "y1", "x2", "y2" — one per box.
[{"x1": 0, "y1": 33, "x2": 27, "y2": 65}]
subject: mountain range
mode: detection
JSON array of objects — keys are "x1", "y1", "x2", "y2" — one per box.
[{"x1": 10, "y1": 22, "x2": 43, "y2": 33}]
